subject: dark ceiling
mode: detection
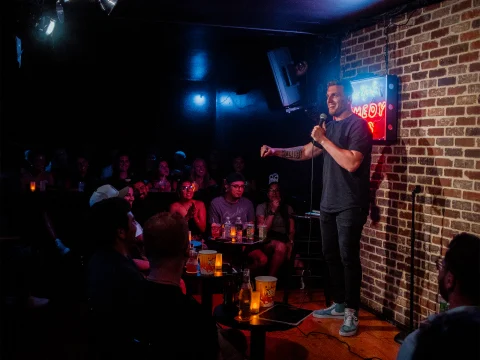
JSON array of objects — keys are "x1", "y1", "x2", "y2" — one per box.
[{"x1": 111, "y1": 0, "x2": 442, "y2": 35}]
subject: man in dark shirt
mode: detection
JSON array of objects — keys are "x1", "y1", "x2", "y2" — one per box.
[
  {"x1": 141, "y1": 212, "x2": 220, "y2": 360},
  {"x1": 260, "y1": 79, "x2": 372, "y2": 337},
  {"x1": 87, "y1": 197, "x2": 146, "y2": 357}
]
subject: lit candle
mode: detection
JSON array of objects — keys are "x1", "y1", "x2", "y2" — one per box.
[
  {"x1": 230, "y1": 227, "x2": 236, "y2": 238},
  {"x1": 30, "y1": 181, "x2": 36, "y2": 192},
  {"x1": 188, "y1": 231, "x2": 192, "y2": 242},
  {"x1": 215, "y1": 253, "x2": 222, "y2": 271},
  {"x1": 251, "y1": 291, "x2": 260, "y2": 314}
]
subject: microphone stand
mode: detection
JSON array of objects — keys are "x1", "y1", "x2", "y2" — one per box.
[{"x1": 394, "y1": 185, "x2": 421, "y2": 344}]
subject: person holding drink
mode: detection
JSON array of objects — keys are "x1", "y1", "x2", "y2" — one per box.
[
  {"x1": 248, "y1": 181, "x2": 299, "y2": 277},
  {"x1": 170, "y1": 179, "x2": 207, "y2": 238}
]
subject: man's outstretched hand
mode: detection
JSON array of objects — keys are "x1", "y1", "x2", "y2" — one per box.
[{"x1": 260, "y1": 145, "x2": 275, "y2": 158}]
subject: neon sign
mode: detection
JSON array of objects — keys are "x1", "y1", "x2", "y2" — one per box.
[{"x1": 350, "y1": 76, "x2": 393, "y2": 141}]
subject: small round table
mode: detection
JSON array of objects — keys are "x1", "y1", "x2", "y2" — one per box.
[{"x1": 213, "y1": 303, "x2": 294, "y2": 360}]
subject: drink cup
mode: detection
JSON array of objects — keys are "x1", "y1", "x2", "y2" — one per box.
[
  {"x1": 246, "y1": 223, "x2": 255, "y2": 240},
  {"x1": 198, "y1": 250, "x2": 217, "y2": 275},
  {"x1": 258, "y1": 224, "x2": 267, "y2": 240},
  {"x1": 255, "y1": 276, "x2": 277, "y2": 308},
  {"x1": 211, "y1": 223, "x2": 221, "y2": 239}
]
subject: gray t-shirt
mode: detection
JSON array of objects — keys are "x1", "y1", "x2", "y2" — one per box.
[
  {"x1": 209, "y1": 196, "x2": 255, "y2": 226},
  {"x1": 256, "y1": 203, "x2": 293, "y2": 234},
  {"x1": 321, "y1": 114, "x2": 372, "y2": 213}
]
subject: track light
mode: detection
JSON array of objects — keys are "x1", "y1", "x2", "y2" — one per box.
[{"x1": 98, "y1": 0, "x2": 117, "y2": 15}]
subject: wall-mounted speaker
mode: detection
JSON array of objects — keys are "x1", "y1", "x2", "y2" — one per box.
[{"x1": 267, "y1": 47, "x2": 301, "y2": 109}]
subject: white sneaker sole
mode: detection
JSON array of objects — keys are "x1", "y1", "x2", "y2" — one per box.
[
  {"x1": 312, "y1": 313, "x2": 345, "y2": 319},
  {"x1": 339, "y1": 328, "x2": 358, "y2": 337}
]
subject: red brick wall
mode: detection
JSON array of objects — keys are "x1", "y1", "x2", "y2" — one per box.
[{"x1": 340, "y1": 0, "x2": 480, "y2": 327}]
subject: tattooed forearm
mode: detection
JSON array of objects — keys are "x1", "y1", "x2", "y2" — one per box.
[{"x1": 279, "y1": 146, "x2": 304, "y2": 160}]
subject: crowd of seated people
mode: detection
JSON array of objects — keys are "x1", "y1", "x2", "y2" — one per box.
[{"x1": 11, "y1": 145, "x2": 305, "y2": 280}]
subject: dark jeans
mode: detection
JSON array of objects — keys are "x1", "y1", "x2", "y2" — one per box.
[{"x1": 320, "y1": 207, "x2": 367, "y2": 311}]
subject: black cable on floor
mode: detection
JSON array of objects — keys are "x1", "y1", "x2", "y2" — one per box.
[{"x1": 295, "y1": 326, "x2": 383, "y2": 360}]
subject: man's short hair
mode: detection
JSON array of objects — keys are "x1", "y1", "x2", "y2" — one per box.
[
  {"x1": 444, "y1": 232, "x2": 480, "y2": 304},
  {"x1": 327, "y1": 79, "x2": 354, "y2": 99},
  {"x1": 89, "y1": 197, "x2": 131, "y2": 248},
  {"x1": 143, "y1": 212, "x2": 189, "y2": 262},
  {"x1": 226, "y1": 172, "x2": 246, "y2": 184}
]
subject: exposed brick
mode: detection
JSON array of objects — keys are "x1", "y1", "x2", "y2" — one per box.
[
  {"x1": 446, "y1": 107, "x2": 465, "y2": 116},
  {"x1": 457, "y1": 95, "x2": 478, "y2": 105},
  {"x1": 420, "y1": 99, "x2": 436, "y2": 107},
  {"x1": 437, "y1": 97, "x2": 455, "y2": 106},
  {"x1": 448, "y1": 64, "x2": 468, "y2": 75},
  {"x1": 429, "y1": 88, "x2": 446, "y2": 97},
  {"x1": 455, "y1": 138, "x2": 476, "y2": 147},
  {"x1": 450, "y1": 43, "x2": 469, "y2": 55},
  {"x1": 451, "y1": 0, "x2": 473, "y2": 14},
  {"x1": 422, "y1": 41, "x2": 439, "y2": 51},
  {"x1": 456, "y1": 117, "x2": 476, "y2": 125},
  {"x1": 467, "y1": 106, "x2": 480, "y2": 114},
  {"x1": 460, "y1": 52, "x2": 480, "y2": 63},
  {"x1": 423, "y1": 20, "x2": 441, "y2": 31},
  {"x1": 451, "y1": 22, "x2": 471, "y2": 34},
  {"x1": 439, "y1": 56, "x2": 458, "y2": 67},
  {"x1": 432, "y1": 6, "x2": 450, "y2": 20},
  {"x1": 412, "y1": 71, "x2": 428, "y2": 80},
  {"x1": 431, "y1": 28, "x2": 449, "y2": 40},
  {"x1": 420, "y1": 79, "x2": 437, "y2": 89},
  {"x1": 422, "y1": 60, "x2": 439, "y2": 69},
  {"x1": 461, "y1": 30, "x2": 480, "y2": 42},
  {"x1": 461, "y1": 9, "x2": 480, "y2": 20},
  {"x1": 459, "y1": 74, "x2": 479, "y2": 84},
  {"x1": 429, "y1": 68, "x2": 447, "y2": 78},
  {"x1": 446, "y1": 127, "x2": 465, "y2": 136},
  {"x1": 448, "y1": 86, "x2": 467, "y2": 95},
  {"x1": 440, "y1": 35, "x2": 459, "y2": 46},
  {"x1": 468, "y1": 84, "x2": 480, "y2": 93},
  {"x1": 413, "y1": 52, "x2": 429, "y2": 62},
  {"x1": 438, "y1": 77, "x2": 456, "y2": 86},
  {"x1": 430, "y1": 48, "x2": 448, "y2": 58}
]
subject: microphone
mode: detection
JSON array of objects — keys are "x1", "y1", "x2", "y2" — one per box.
[
  {"x1": 319, "y1": 113, "x2": 328, "y2": 126},
  {"x1": 312, "y1": 113, "x2": 328, "y2": 149}
]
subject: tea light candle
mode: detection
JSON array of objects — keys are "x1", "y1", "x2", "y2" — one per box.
[
  {"x1": 215, "y1": 253, "x2": 222, "y2": 271},
  {"x1": 188, "y1": 231, "x2": 192, "y2": 242},
  {"x1": 230, "y1": 227, "x2": 236, "y2": 238},
  {"x1": 250, "y1": 291, "x2": 260, "y2": 314},
  {"x1": 30, "y1": 181, "x2": 36, "y2": 192}
]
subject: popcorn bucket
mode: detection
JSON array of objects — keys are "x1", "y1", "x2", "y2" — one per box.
[
  {"x1": 255, "y1": 276, "x2": 277, "y2": 308},
  {"x1": 198, "y1": 250, "x2": 217, "y2": 276}
]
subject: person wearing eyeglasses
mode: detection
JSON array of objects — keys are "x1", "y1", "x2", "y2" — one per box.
[
  {"x1": 397, "y1": 232, "x2": 480, "y2": 360},
  {"x1": 208, "y1": 172, "x2": 255, "y2": 228},
  {"x1": 170, "y1": 179, "x2": 207, "y2": 237}
]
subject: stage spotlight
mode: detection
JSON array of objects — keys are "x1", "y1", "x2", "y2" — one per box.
[
  {"x1": 98, "y1": 0, "x2": 117, "y2": 15},
  {"x1": 35, "y1": 16, "x2": 56, "y2": 38}
]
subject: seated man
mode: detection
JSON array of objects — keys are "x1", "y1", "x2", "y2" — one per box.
[
  {"x1": 141, "y1": 212, "x2": 246, "y2": 360},
  {"x1": 87, "y1": 197, "x2": 146, "y2": 358},
  {"x1": 397, "y1": 232, "x2": 480, "y2": 360},
  {"x1": 209, "y1": 172, "x2": 255, "y2": 226}
]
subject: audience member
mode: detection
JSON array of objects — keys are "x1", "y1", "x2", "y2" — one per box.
[
  {"x1": 397, "y1": 232, "x2": 480, "y2": 360},
  {"x1": 170, "y1": 179, "x2": 207, "y2": 237},
  {"x1": 141, "y1": 212, "x2": 246, "y2": 360},
  {"x1": 87, "y1": 197, "x2": 145, "y2": 357}
]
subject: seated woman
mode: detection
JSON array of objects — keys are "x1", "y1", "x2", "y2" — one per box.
[
  {"x1": 169, "y1": 179, "x2": 207, "y2": 239},
  {"x1": 148, "y1": 159, "x2": 176, "y2": 193},
  {"x1": 250, "y1": 182, "x2": 302, "y2": 277}
]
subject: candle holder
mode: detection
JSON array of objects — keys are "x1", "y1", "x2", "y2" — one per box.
[
  {"x1": 251, "y1": 291, "x2": 260, "y2": 314},
  {"x1": 30, "y1": 181, "x2": 36, "y2": 192},
  {"x1": 215, "y1": 253, "x2": 222, "y2": 271}
]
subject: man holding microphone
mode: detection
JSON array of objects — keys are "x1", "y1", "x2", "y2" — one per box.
[{"x1": 260, "y1": 79, "x2": 372, "y2": 337}]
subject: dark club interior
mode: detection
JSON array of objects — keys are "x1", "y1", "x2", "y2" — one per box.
[{"x1": 1, "y1": 0, "x2": 480, "y2": 359}]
